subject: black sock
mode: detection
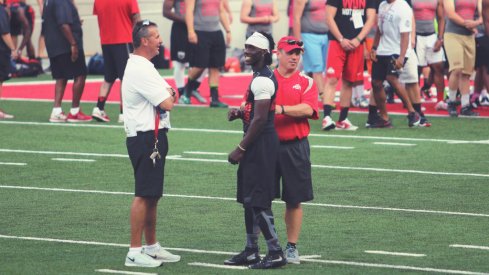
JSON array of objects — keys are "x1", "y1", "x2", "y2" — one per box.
[
  {"x1": 97, "y1": 97, "x2": 107, "y2": 110},
  {"x1": 210, "y1": 86, "x2": 219, "y2": 102},
  {"x1": 287, "y1": 242, "x2": 296, "y2": 248},
  {"x1": 368, "y1": 105, "x2": 378, "y2": 116},
  {"x1": 413, "y1": 103, "x2": 424, "y2": 116},
  {"x1": 323, "y1": 104, "x2": 333, "y2": 117},
  {"x1": 184, "y1": 79, "x2": 199, "y2": 97},
  {"x1": 177, "y1": 87, "x2": 184, "y2": 96},
  {"x1": 339, "y1": 107, "x2": 349, "y2": 121}
]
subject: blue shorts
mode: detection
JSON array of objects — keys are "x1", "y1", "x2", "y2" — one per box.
[{"x1": 301, "y1": 33, "x2": 329, "y2": 73}]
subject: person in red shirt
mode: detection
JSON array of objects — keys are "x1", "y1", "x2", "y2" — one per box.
[
  {"x1": 91, "y1": 0, "x2": 140, "y2": 123},
  {"x1": 273, "y1": 36, "x2": 318, "y2": 264}
]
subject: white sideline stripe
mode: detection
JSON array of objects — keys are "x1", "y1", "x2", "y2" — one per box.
[
  {"x1": 188, "y1": 262, "x2": 248, "y2": 270},
  {"x1": 0, "y1": 162, "x2": 27, "y2": 166},
  {"x1": 1, "y1": 185, "x2": 489, "y2": 218},
  {"x1": 1, "y1": 120, "x2": 485, "y2": 144},
  {"x1": 364, "y1": 250, "x2": 426, "y2": 257},
  {"x1": 373, "y1": 142, "x2": 417, "y2": 147},
  {"x1": 450, "y1": 244, "x2": 489, "y2": 251},
  {"x1": 52, "y1": 158, "x2": 96, "y2": 162},
  {"x1": 183, "y1": 151, "x2": 228, "y2": 156},
  {"x1": 300, "y1": 255, "x2": 322, "y2": 259},
  {"x1": 0, "y1": 234, "x2": 485, "y2": 275},
  {"x1": 447, "y1": 140, "x2": 489, "y2": 144},
  {"x1": 1, "y1": 148, "x2": 489, "y2": 178},
  {"x1": 95, "y1": 269, "x2": 157, "y2": 275},
  {"x1": 300, "y1": 258, "x2": 489, "y2": 275},
  {"x1": 311, "y1": 145, "x2": 355, "y2": 149}
]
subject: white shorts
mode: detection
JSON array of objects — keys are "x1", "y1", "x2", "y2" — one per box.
[
  {"x1": 416, "y1": 34, "x2": 445, "y2": 66},
  {"x1": 400, "y1": 50, "x2": 419, "y2": 84}
]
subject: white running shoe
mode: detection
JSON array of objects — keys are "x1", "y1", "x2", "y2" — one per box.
[
  {"x1": 125, "y1": 251, "x2": 163, "y2": 267},
  {"x1": 49, "y1": 112, "x2": 67, "y2": 123},
  {"x1": 143, "y1": 242, "x2": 181, "y2": 263},
  {"x1": 321, "y1": 116, "x2": 335, "y2": 131},
  {"x1": 92, "y1": 107, "x2": 110, "y2": 122},
  {"x1": 0, "y1": 109, "x2": 14, "y2": 119},
  {"x1": 435, "y1": 101, "x2": 448, "y2": 111},
  {"x1": 335, "y1": 118, "x2": 358, "y2": 131},
  {"x1": 118, "y1": 114, "x2": 124, "y2": 123},
  {"x1": 284, "y1": 245, "x2": 300, "y2": 264}
]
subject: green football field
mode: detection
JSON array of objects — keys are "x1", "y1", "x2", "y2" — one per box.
[{"x1": 1, "y1": 99, "x2": 488, "y2": 275}]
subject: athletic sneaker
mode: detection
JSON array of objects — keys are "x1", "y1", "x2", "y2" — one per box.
[
  {"x1": 118, "y1": 114, "x2": 124, "y2": 123},
  {"x1": 92, "y1": 107, "x2": 110, "y2": 122},
  {"x1": 0, "y1": 109, "x2": 14, "y2": 119},
  {"x1": 284, "y1": 244, "x2": 300, "y2": 264},
  {"x1": 209, "y1": 100, "x2": 228, "y2": 108},
  {"x1": 447, "y1": 101, "x2": 458, "y2": 117},
  {"x1": 143, "y1": 242, "x2": 181, "y2": 263},
  {"x1": 249, "y1": 251, "x2": 287, "y2": 269},
  {"x1": 470, "y1": 93, "x2": 481, "y2": 108},
  {"x1": 367, "y1": 117, "x2": 393, "y2": 128},
  {"x1": 224, "y1": 249, "x2": 260, "y2": 265},
  {"x1": 435, "y1": 101, "x2": 448, "y2": 111},
  {"x1": 335, "y1": 118, "x2": 358, "y2": 131},
  {"x1": 421, "y1": 87, "x2": 431, "y2": 99},
  {"x1": 67, "y1": 111, "x2": 92, "y2": 122},
  {"x1": 460, "y1": 105, "x2": 479, "y2": 117},
  {"x1": 419, "y1": 116, "x2": 432, "y2": 127},
  {"x1": 125, "y1": 251, "x2": 163, "y2": 268},
  {"x1": 480, "y1": 95, "x2": 489, "y2": 106},
  {"x1": 49, "y1": 112, "x2": 67, "y2": 123},
  {"x1": 178, "y1": 95, "x2": 191, "y2": 104},
  {"x1": 407, "y1": 112, "x2": 421, "y2": 127},
  {"x1": 191, "y1": 90, "x2": 207, "y2": 103},
  {"x1": 321, "y1": 116, "x2": 335, "y2": 131}
]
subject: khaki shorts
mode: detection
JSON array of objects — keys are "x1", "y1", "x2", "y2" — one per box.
[{"x1": 444, "y1": 32, "x2": 475, "y2": 74}]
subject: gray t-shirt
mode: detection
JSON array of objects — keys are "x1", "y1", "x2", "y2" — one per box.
[
  {"x1": 445, "y1": 0, "x2": 478, "y2": 35},
  {"x1": 193, "y1": 0, "x2": 221, "y2": 32},
  {"x1": 412, "y1": 0, "x2": 437, "y2": 34},
  {"x1": 42, "y1": 0, "x2": 83, "y2": 57},
  {"x1": 300, "y1": 0, "x2": 329, "y2": 34},
  {"x1": 246, "y1": 0, "x2": 273, "y2": 37}
]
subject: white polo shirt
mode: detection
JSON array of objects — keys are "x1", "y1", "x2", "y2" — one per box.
[
  {"x1": 122, "y1": 54, "x2": 172, "y2": 137},
  {"x1": 377, "y1": 0, "x2": 413, "y2": 56}
]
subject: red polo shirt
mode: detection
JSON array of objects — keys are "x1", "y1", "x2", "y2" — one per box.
[
  {"x1": 93, "y1": 0, "x2": 139, "y2": 45},
  {"x1": 273, "y1": 69, "x2": 319, "y2": 142}
]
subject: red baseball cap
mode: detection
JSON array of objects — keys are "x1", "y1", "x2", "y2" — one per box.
[{"x1": 276, "y1": 36, "x2": 304, "y2": 53}]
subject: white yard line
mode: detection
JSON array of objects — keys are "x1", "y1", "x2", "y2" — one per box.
[
  {"x1": 95, "y1": 269, "x2": 157, "y2": 275},
  {"x1": 450, "y1": 244, "x2": 489, "y2": 251},
  {"x1": 187, "y1": 262, "x2": 248, "y2": 270},
  {"x1": 364, "y1": 250, "x2": 426, "y2": 257},
  {"x1": 1, "y1": 185, "x2": 488, "y2": 218},
  {"x1": 311, "y1": 145, "x2": 355, "y2": 149},
  {"x1": 0, "y1": 234, "x2": 486, "y2": 275},
  {"x1": 183, "y1": 151, "x2": 228, "y2": 156},
  {"x1": 52, "y1": 158, "x2": 96, "y2": 162},
  {"x1": 373, "y1": 142, "x2": 417, "y2": 146},
  {"x1": 0, "y1": 162, "x2": 27, "y2": 166}
]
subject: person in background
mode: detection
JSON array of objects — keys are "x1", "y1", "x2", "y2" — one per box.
[
  {"x1": 0, "y1": 0, "x2": 18, "y2": 119},
  {"x1": 91, "y1": 0, "x2": 140, "y2": 123},
  {"x1": 43, "y1": 0, "x2": 91, "y2": 123},
  {"x1": 273, "y1": 36, "x2": 318, "y2": 264},
  {"x1": 240, "y1": 0, "x2": 279, "y2": 38},
  {"x1": 122, "y1": 19, "x2": 180, "y2": 268}
]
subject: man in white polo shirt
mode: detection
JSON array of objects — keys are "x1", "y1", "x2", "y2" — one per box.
[{"x1": 122, "y1": 19, "x2": 180, "y2": 268}]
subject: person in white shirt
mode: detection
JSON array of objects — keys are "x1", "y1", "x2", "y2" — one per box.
[{"x1": 121, "y1": 19, "x2": 180, "y2": 268}]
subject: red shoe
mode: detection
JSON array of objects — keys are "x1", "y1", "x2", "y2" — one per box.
[{"x1": 67, "y1": 110, "x2": 93, "y2": 122}]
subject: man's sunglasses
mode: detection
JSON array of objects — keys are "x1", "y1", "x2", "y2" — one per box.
[
  {"x1": 135, "y1": 19, "x2": 151, "y2": 34},
  {"x1": 286, "y1": 40, "x2": 303, "y2": 47}
]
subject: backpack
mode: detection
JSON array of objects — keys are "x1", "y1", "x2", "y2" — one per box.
[
  {"x1": 11, "y1": 57, "x2": 43, "y2": 77},
  {"x1": 87, "y1": 53, "x2": 105, "y2": 75}
]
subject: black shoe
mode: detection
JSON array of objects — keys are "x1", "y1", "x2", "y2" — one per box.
[
  {"x1": 210, "y1": 100, "x2": 228, "y2": 108},
  {"x1": 407, "y1": 112, "x2": 421, "y2": 127},
  {"x1": 419, "y1": 116, "x2": 432, "y2": 127},
  {"x1": 224, "y1": 249, "x2": 260, "y2": 266},
  {"x1": 447, "y1": 101, "x2": 458, "y2": 117},
  {"x1": 365, "y1": 113, "x2": 381, "y2": 128},
  {"x1": 368, "y1": 117, "x2": 393, "y2": 128},
  {"x1": 460, "y1": 105, "x2": 479, "y2": 116},
  {"x1": 248, "y1": 252, "x2": 287, "y2": 269}
]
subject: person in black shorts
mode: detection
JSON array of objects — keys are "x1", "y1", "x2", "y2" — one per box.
[
  {"x1": 43, "y1": 0, "x2": 91, "y2": 122},
  {"x1": 226, "y1": 32, "x2": 287, "y2": 270},
  {"x1": 8, "y1": 0, "x2": 35, "y2": 59},
  {"x1": 0, "y1": 0, "x2": 18, "y2": 119}
]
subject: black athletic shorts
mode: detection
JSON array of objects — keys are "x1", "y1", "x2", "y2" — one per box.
[
  {"x1": 372, "y1": 55, "x2": 406, "y2": 81},
  {"x1": 127, "y1": 129, "x2": 169, "y2": 198},
  {"x1": 237, "y1": 130, "x2": 279, "y2": 209},
  {"x1": 189, "y1": 30, "x2": 226, "y2": 68},
  {"x1": 101, "y1": 43, "x2": 132, "y2": 83},
  {"x1": 475, "y1": 36, "x2": 489, "y2": 70},
  {"x1": 0, "y1": 51, "x2": 12, "y2": 82},
  {"x1": 10, "y1": 4, "x2": 33, "y2": 36},
  {"x1": 50, "y1": 49, "x2": 87, "y2": 80},
  {"x1": 275, "y1": 138, "x2": 314, "y2": 205},
  {"x1": 170, "y1": 22, "x2": 189, "y2": 63}
]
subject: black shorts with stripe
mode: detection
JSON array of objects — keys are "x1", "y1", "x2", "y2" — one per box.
[
  {"x1": 475, "y1": 36, "x2": 489, "y2": 70},
  {"x1": 126, "y1": 130, "x2": 169, "y2": 198},
  {"x1": 101, "y1": 43, "x2": 132, "y2": 83},
  {"x1": 189, "y1": 30, "x2": 226, "y2": 69},
  {"x1": 275, "y1": 137, "x2": 314, "y2": 205},
  {"x1": 170, "y1": 22, "x2": 189, "y2": 63}
]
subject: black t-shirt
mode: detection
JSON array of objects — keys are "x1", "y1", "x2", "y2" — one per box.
[
  {"x1": 327, "y1": 0, "x2": 377, "y2": 40},
  {"x1": 42, "y1": 0, "x2": 83, "y2": 58},
  {"x1": 0, "y1": 5, "x2": 10, "y2": 53}
]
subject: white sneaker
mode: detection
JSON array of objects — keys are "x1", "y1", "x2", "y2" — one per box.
[
  {"x1": 435, "y1": 101, "x2": 448, "y2": 111},
  {"x1": 125, "y1": 251, "x2": 163, "y2": 267},
  {"x1": 321, "y1": 116, "x2": 335, "y2": 131},
  {"x1": 284, "y1": 245, "x2": 300, "y2": 264},
  {"x1": 92, "y1": 107, "x2": 110, "y2": 122},
  {"x1": 118, "y1": 114, "x2": 124, "y2": 123},
  {"x1": 143, "y1": 242, "x2": 181, "y2": 263},
  {"x1": 49, "y1": 112, "x2": 67, "y2": 123},
  {"x1": 335, "y1": 118, "x2": 358, "y2": 131},
  {"x1": 0, "y1": 109, "x2": 14, "y2": 119}
]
